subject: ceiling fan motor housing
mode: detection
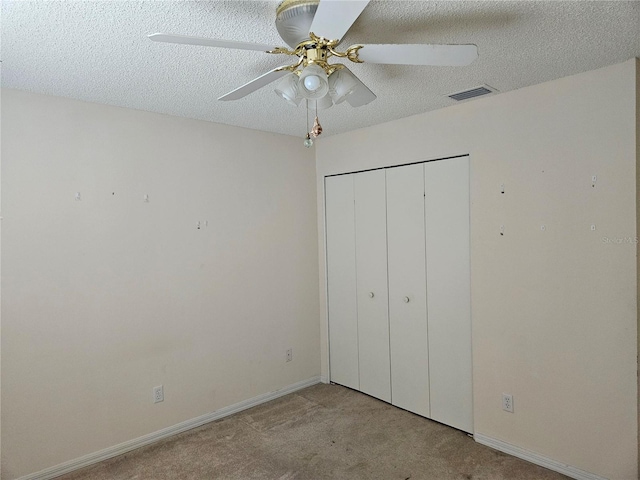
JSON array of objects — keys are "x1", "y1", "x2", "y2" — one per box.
[
  {"x1": 304, "y1": 43, "x2": 328, "y2": 66},
  {"x1": 275, "y1": 0, "x2": 319, "y2": 48}
]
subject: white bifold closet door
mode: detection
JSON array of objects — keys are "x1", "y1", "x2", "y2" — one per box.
[
  {"x1": 326, "y1": 158, "x2": 472, "y2": 433},
  {"x1": 425, "y1": 157, "x2": 472, "y2": 433},
  {"x1": 354, "y1": 170, "x2": 391, "y2": 402},
  {"x1": 325, "y1": 175, "x2": 359, "y2": 390},
  {"x1": 386, "y1": 164, "x2": 430, "y2": 418}
]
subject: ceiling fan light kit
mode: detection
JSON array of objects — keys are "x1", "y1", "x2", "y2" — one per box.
[{"x1": 149, "y1": 0, "x2": 478, "y2": 146}]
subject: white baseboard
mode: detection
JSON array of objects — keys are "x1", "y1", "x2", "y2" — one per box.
[
  {"x1": 19, "y1": 376, "x2": 321, "y2": 480},
  {"x1": 474, "y1": 433, "x2": 608, "y2": 480},
  {"x1": 320, "y1": 375, "x2": 328, "y2": 384}
]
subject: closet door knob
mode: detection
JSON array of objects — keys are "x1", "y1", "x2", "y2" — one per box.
[
  {"x1": 368, "y1": 292, "x2": 375, "y2": 298},
  {"x1": 403, "y1": 296, "x2": 410, "y2": 303}
]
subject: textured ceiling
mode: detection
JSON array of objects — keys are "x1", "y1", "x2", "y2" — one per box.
[{"x1": 2, "y1": 1, "x2": 639, "y2": 138}]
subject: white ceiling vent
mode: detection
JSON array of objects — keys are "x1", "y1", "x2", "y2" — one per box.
[{"x1": 448, "y1": 85, "x2": 497, "y2": 102}]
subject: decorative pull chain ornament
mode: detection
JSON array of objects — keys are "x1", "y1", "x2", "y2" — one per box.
[
  {"x1": 303, "y1": 133, "x2": 314, "y2": 148},
  {"x1": 311, "y1": 116, "x2": 323, "y2": 138}
]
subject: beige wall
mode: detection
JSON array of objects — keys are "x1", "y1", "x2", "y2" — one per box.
[
  {"x1": 316, "y1": 59, "x2": 638, "y2": 479},
  {"x1": 0, "y1": 89, "x2": 320, "y2": 479}
]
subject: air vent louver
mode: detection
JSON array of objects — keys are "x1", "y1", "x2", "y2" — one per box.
[{"x1": 448, "y1": 85, "x2": 496, "y2": 101}]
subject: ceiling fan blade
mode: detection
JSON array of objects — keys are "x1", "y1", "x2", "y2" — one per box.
[
  {"x1": 341, "y1": 67, "x2": 376, "y2": 107},
  {"x1": 218, "y1": 68, "x2": 291, "y2": 101},
  {"x1": 309, "y1": 0, "x2": 370, "y2": 43},
  {"x1": 358, "y1": 44, "x2": 478, "y2": 66},
  {"x1": 148, "y1": 33, "x2": 280, "y2": 52}
]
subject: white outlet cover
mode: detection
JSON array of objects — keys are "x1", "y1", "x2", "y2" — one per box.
[
  {"x1": 153, "y1": 385, "x2": 164, "y2": 403},
  {"x1": 502, "y1": 393, "x2": 513, "y2": 413}
]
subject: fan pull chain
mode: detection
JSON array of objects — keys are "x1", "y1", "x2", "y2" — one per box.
[{"x1": 303, "y1": 99, "x2": 313, "y2": 148}]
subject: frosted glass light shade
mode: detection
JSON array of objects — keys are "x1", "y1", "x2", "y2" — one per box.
[
  {"x1": 298, "y1": 64, "x2": 329, "y2": 99},
  {"x1": 328, "y1": 69, "x2": 358, "y2": 104},
  {"x1": 275, "y1": 1, "x2": 318, "y2": 49},
  {"x1": 315, "y1": 94, "x2": 333, "y2": 110},
  {"x1": 274, "y1": 73, "x2": 301, "y2": 106}
]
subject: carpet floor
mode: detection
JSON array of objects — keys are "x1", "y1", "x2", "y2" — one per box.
[{"x1": 59, "y1": 383, "x2": 568, "y2": 480}]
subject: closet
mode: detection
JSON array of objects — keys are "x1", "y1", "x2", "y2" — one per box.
[{"x1": 325, "y1": 156, "x2": 472, "y2": 433}]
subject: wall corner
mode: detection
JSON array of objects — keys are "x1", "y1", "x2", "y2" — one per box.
[{"x1": 635, "y1": 56, "x2": 640, "y2": 479}]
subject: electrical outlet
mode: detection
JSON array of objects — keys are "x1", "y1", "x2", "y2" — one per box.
[
  {"x1": 153, "y1": 385, "x2": 164, "y2": 404},
  {"x1": 502, "y1": 393, "x2": 513, "y2": 413},
  {"x1": 286, "y1": 348, "x2": 292, "y2": 362}
]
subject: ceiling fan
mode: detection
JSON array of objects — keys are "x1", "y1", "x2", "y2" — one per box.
[{"x1": 149, "y1": 0, "x2": 478, "y2": 143}]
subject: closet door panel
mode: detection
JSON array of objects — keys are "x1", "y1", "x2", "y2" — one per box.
[
  {"x1": 425, "y1": 157, "x2": 473, "y2": 433},
  {"x1": 386, "y1": 164, "x2": 430, "y2": 418},
  {"x1": 325, "y1": 175, "x2": 359, "y2": 389},
  {"x1": 354, "y1": 170, "x2": 391, "y2": 402}
]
